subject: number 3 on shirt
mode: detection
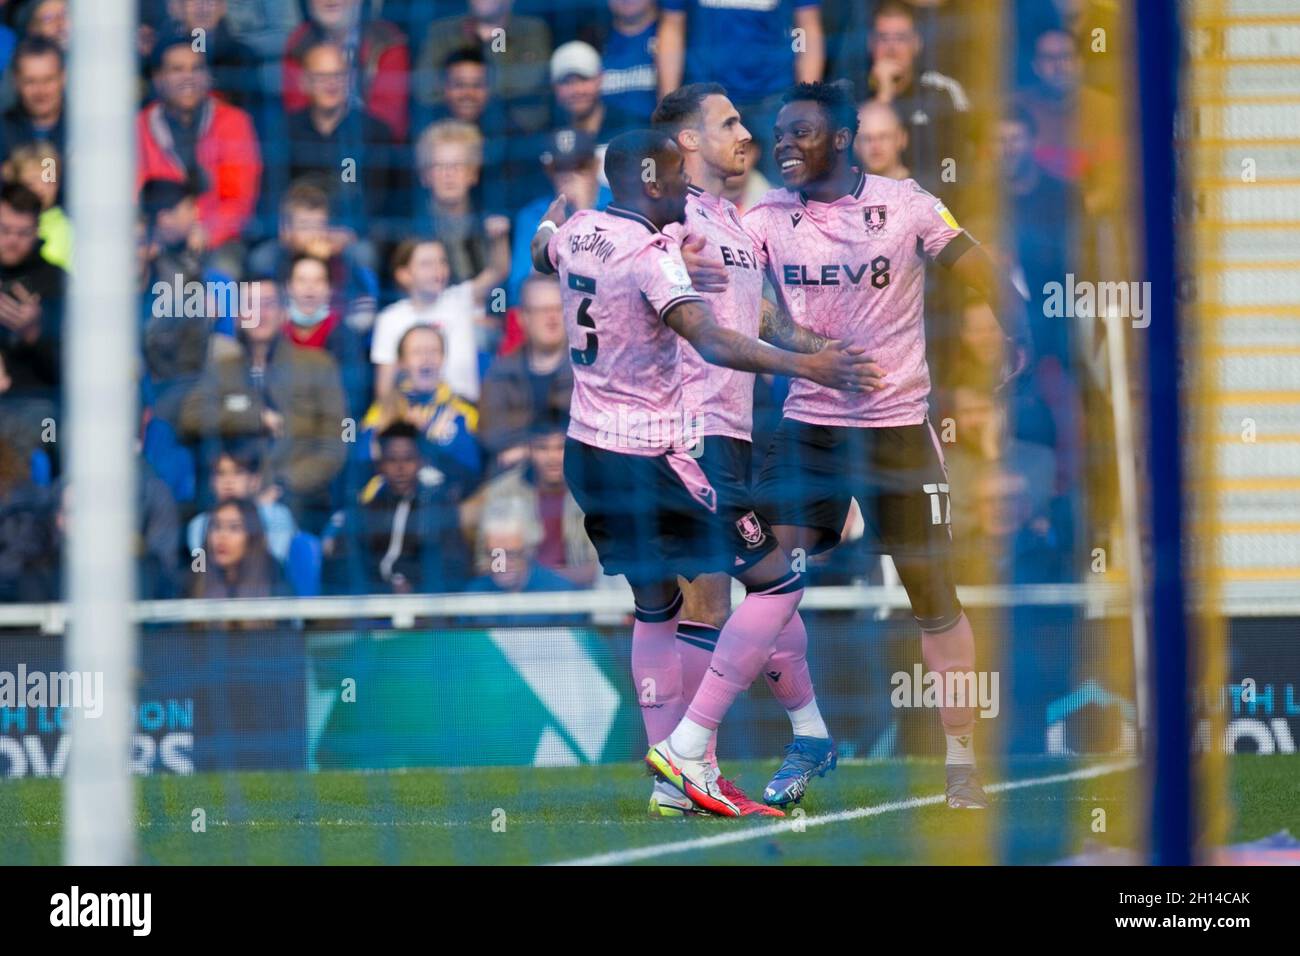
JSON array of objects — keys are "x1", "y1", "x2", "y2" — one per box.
[{"x1": 568, "y1": 273, "x2": 598, "y2": 365}]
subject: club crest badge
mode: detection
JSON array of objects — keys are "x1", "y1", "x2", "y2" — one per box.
[
  {"x1": 736, "y1": 510, "x2": 767, "y2": 548},
  {"x1": 864, "y1": 205, "x2": 888, "y2": 233}
]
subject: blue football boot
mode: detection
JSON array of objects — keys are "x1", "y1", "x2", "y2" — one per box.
[{"x1": 762, "y1": 736, "x2": 837, "y2": 806}]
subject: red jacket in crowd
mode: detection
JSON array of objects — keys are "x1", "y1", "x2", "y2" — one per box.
[
  {"x1": 136, "y1": 95, "x2": 262, "y2": 248},
  {"x1": 281, "y1": 20, "x2": 410, "y2": 140}
]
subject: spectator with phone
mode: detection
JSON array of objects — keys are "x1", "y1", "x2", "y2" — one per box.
[{"x1": 0, "y1": 180, "x2": 62, "y2": 400}]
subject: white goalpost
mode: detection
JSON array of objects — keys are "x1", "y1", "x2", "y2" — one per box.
[
  {"x1": 1105, "y1": 309, "x2": 1150, "y2": 746},
  {"x1": 62, "y1": 0, "x2": 138, "y2": 865}
]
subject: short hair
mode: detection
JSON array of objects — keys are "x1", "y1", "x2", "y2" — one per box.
[
  {"x1": 151, "y1": 34, "x2": 205, "y2": 72},
  {"x1": 519, "y1": 273, "x2": 561, "y2": 308},
  {"x1": 246, "y1": 274, "x2": 279, "y2": 294},
  {"x1": 389, "y1": 236, "x2": 446, "y2": 276},
  {"x1": 479, "y1": 497, "x2": 542, "y2": 550},
  {"x1": 139, "y1": 177, "x2": 197, "y2": 231},
  {"x1": 396, "y1": 323, "x2": 446, "y2": 360},
  {"x1": 781, "y1": 80, "x2": 860, "y2": 139},
  {"x1": 651, "y1": 82, "x2": 728, "y2": 138},
  {"x1": 214, "y1": 438, "x2": 265, "y2": 476},
  {"x1": 603, "y1": 128, "x2": 676, "y2": 197},
  {"x1": 872, "y1": 0, "x2": 917, "y2": 28},
  {"x1": 417, "y1": 119, "x2": 484, "y2": 169},
  {"x1": 300, "y1": 38, "x2": 347, "y2": 66},
  {"x1": 281, "y1": 181, "x2": 331, "y2": 217},
  {"x1": 529, "y1": 409, "x2": 569, "y2": 440},
  {"x1": 1036, "y1": 27, "x2": 1079, "y2": 50},
  {"x1": 3, "y1": 140, "x2": 60, "y2": 181},
  {"x1": 442, "y1": 45, "x2": 486, "y2": 73},
  {"x1": 0, "y1": 182, "x2": 44, "y2": 220},
  {"x1": 858, "y1": 99, "x2": 905, "y2": 133},
  {"x1": 378, "y1": 421, "x2": 422, "y2": 450},
  {"x1": 12, "y1": 36, "x2": 63, "y2": 72}
]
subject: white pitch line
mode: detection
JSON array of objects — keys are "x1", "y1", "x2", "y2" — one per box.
[{"x1": 548, "y1": 759, "x2": 1139, "y2": 867}]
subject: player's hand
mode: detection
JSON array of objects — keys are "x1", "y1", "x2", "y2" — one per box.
[
  {"x1": 540, "y1": 193, "x2": 569, "y2": 230},
  {"x1": 801, "y1": 340, "x2": 886, "y2": 392},
  {"x1": 679, "y1": 233, "x2": 728, "y2": 293}
]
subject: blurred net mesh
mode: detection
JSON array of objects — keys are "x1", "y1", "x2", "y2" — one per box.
[
  {"x1": 0, "y1": 0, "x2": 1208, "y2": 864},
  {"x1": 0, "y1": 606, "x2": 1143, "y2": 865},
  {"x1": 1182, "y1": 0, "x2": 1300, "y2": 855}
]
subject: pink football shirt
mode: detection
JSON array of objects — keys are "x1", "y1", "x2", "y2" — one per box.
[
  {"x1": 664, "y1": 185, "x2": 765, "y2": 442},
  {"x1": 548, "y1": 206, "x2": 703, "y2": 454},
  {"x1": 743, "y1": 173, "x2": 968, "y2": 428}
]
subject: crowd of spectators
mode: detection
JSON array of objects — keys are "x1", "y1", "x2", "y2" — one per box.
[{"x1": 0, "y1": 0, "x2": 1119, "y2": 604}]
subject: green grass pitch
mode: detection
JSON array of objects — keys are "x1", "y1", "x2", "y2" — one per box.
[{"x1": 1, "y1": 756, "x2": 1295, "y2": 865}]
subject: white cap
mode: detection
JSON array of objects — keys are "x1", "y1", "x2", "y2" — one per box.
[{"x1": 549, "y1": 41, "x2": 601, "y2": 83}]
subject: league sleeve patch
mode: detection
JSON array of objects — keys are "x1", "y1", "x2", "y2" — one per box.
[
  {"x1": 934, "y1": 201, "x2": 961, "y2": 231},
  {"x1": 658, "y1": 254, "x2": 694, "y2": 289}
]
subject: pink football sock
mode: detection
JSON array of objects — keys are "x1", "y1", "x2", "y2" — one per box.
[
  {"x1": 763, "y1": 610, "x2": 816, "y2": 713},
  {"x1": 677, "y1": 621, "x2": 721, "y2": 762},
  {"x1": 632, "y1": 593, "x2": 685, "y2": 746},
  {"x1": 921, "y1": 612, "x2": 977, "y2": 736},
  {"x1": 685, "y1": 573, "x2": 804, "y2": 731},
  {"x1": 676, "y1": 620, "x2": 719, "y2": 702}
]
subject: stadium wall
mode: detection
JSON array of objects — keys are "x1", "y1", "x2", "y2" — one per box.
[{"x1": 3, "y1": 612, "x2": 1292, "y2": 778}]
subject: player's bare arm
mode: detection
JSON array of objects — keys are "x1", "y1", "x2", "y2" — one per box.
[
  {"x1": 758, "y1": 296, "x2": 836, "y2": 355},
  {"x1": 529, "y1": 194, "x2": 569, "y2": 275},
  {"x1": 664, "y1": 298, "x2": 883, "y2": 391},
  {"x1": 678, "y1": 232, "x2": 841, "y2": 357}
]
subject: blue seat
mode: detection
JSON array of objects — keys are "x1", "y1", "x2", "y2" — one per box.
[
  {"x1": 29, "y1": 448, "x2": 51, "y2": 487},
  {"x1": 287, "y1": 531, "x2": 322, "y2": 597},
  {"x1": 142, "y1": 416, "x2": 196, "y2": 504}
]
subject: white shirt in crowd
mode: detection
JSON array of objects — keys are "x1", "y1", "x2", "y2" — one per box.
[{"x1": 369, "y1": 282, "x2": 481, "y2": 401}]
